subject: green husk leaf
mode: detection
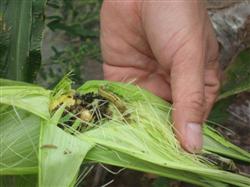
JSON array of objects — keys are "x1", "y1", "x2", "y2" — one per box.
[
  {"x1": 86, "y1": 147, "x2": 223, "y2": 187},
  {"x1": 78, "y1": 80, "x2": 250, "y2": 187},
  {"x1": 79, "y1": 80, "x2": 250, "y2": 162},
  {"x1": 50, "y1": 72, "x2": 73, "y2": 99},
  {"x1": 0, "y1": 84, "x2": 50, "y2": 119},
  {"x1": 203, "y1": 126, "x2": 250, "y2": 162},
  {"x1": 0, "y1": 77, "x2": 250, "y2": 187},
  {"x1": 39, "y1": 106, "x2": 94, "y2": 187},
  {"x1": 0, "y1": 106, "x2": 40, "y2": 175},
  {"x1": 0, "y1": 78, "x2": 35, "y2": 86}
]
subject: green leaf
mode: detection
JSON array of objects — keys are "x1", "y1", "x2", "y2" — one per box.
[
  {"x1": 0, "y1": 85, "x2": 50, "y2": 119},
  {"x1": 0, "y1": 175, "x2": 37, "y2": 187},
  {"x1": 79, "y1": 80, "x2": 250, "y2": 187},
  {"x1": 219, "y1": 49, "x2": 250, "y2": 100},
  {"x1": 1, "y1": 79, "x2": 250, "y2": 187},
  {"x1": 203, "y1": 126, "x2": 250, "y2": 162},
  {"x1": 47, "y1": 21, "x2": 99, "y2": 38},
  {"x1": 3, "y1": 0, "x2": 32, "y2": 81},
  {"x1": 39, "y1": 108, "x2": 94, "y2": 187},
  {"x1": 0, "y1": 0, "x2": 46, "y2": 82},
  {"x1": 152, "y1": 177, "x2": 172, "y2": 187},
  {"x1": 27, "y1": 0, "x2": 47, "y2": 82},
  {"x1": 86, "y1": 147, "x2": 231, "y2": 187},
  {"x1": 0, "y1": 107, "x2": 40, "y2": 175},
  {"x1": 0, "y1": 78, "x2": 35, "y2": 87},
  {"x1": 208, "y1": 96, "x2": 234, "y2": 124}
]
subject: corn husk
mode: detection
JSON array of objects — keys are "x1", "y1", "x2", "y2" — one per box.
[{"x1": 0, "y1": 78, "x2": 250, "y2": 187}]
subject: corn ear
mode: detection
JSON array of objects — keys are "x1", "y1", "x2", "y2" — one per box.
[{"x1": 0, "y1": 78, "x2": 250, "y2": 187}]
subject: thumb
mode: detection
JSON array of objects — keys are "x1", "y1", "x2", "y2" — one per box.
[{"x1": 171, "y1": 43, "x2": 205, "y2": 153}]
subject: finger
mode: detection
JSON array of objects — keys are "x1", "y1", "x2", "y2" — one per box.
[
  {"x1": 171, "y1": 39, "x2": 206, "y2": 153},
  {"x1": 203, "y1": 29, "x2": 221, "y2": 120},
  {"x1": 103, "y1": 63, "x2": 172, "y2": 100},
  {"x1": 203, "y1": 58, "x2": 221, "y2": 120},
  {"x1": 140, "y1": 1, "x2": 209, "y2": 152},
  {"x1": 135, "y1": 74, "x2": 172, "y2": 101}
]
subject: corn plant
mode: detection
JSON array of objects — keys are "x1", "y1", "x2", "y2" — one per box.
[
  {"x1": 1, "y1": 1, "x2": 250, "y2": 186},
  {"x1": 1, "y1": 76, "x2": 250, "y2": 187},
  {"x1": 0, "y1": 0, "x2": 46, "y2": 82}
]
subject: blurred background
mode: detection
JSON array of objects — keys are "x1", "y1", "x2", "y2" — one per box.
[{"x1": 38, "y1": 0, "x2": 102, "y2": 89}]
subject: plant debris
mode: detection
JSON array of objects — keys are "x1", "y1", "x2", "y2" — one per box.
[
  {"x1": 40, "y1": 144, "x2": 58, "y2": 149},
  {"x1": 202, "y1": 153, "x2": 240, "y2": 173},
  {"x1": 53, "y1": 91, "x2": 111, "y2": 133}
]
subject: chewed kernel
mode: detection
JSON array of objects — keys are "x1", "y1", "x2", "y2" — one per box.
[{"x1": 80, "y1": 109, "x2": 93, "y2": 122}]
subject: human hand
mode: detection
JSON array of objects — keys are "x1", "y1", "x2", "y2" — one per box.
[{"x1": 100, "y1": 0, "x2": 221, "y2": 153}]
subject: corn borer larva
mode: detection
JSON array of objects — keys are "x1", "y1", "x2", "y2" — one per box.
[{"x1": 98, "y1": 85, "x2": 127, "y2": 114}]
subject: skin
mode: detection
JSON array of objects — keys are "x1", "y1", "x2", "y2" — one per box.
[{"x1": 100, "y1": 0, "x2": 221, "y2": 153}]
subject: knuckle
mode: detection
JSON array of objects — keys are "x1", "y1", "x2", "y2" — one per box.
[
  {"x1": 205, "y1": 68, "x2": 222, "y2": 96},
  {"x1": 212, "y1": 79, "x2": 221, "y2": 95},
  {"x1": 205, "y1": 73, "x2": 221, "y2": 101}
]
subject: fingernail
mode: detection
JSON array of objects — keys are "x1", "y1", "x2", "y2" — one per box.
[{"x1": 185, "y1": 123, "x2": 203, "y2": 153}]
